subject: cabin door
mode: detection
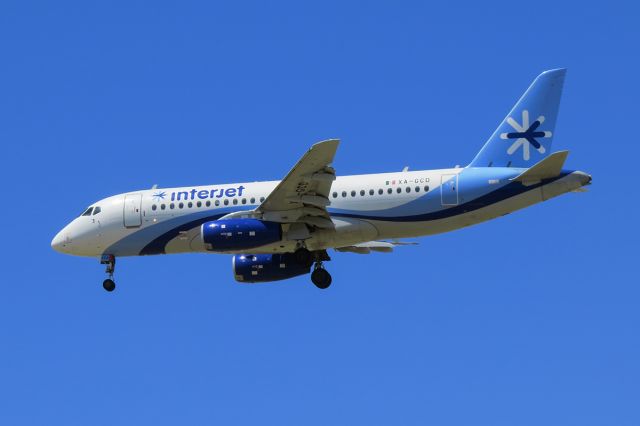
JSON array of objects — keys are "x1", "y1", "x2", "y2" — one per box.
[
  {"x1": 441, "y1": 174, "x2": 459, "y2": 206},
  {"x1": 123, "y1": 194, "x2": 143, "y2": 228}
]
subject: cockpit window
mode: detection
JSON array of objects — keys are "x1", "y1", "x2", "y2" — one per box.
[
  {"x1": 93, "y1": 206, "x2": 101, "y2": 215},
  {"x1": 81, "y1": 207, "x2": 93, "y2": 216}
]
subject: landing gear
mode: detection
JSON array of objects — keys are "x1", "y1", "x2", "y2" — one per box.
[
  {"x1": 304, "y1": 250, "x2": 332, "y2": 289},
  {"x1": 311, "y1": 264, "x2": 332, "y2": 289},
  {"x1": 294, "y1": 247, "x2": 313, "y2": 267},
  {"x1": 100, "y1": 254, "x2": 116, "y2": 292}
]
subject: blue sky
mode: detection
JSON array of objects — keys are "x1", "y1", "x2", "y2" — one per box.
[{"x1": 1, "y1": 1, "x2": 638, "y2": 424}]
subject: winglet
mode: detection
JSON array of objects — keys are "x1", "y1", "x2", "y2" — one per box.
[
  {"x1": 512, "y1": 150, "x2": 569, "y2": 186},
  {"x1": 310, "y1": 139, "x2": 340, "y2": 159}
]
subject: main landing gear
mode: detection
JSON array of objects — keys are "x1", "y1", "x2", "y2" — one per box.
[
  {"x1": 100, "y1": 254, "x2": 116, "y2": 292},
  {"x1": 294, "y1": 247, "x2": 313, "y2": 267},
  {"x1": 295, "y1": 247, "x2": 332, "y2": 289},
  {"x1": 311, "y1": 264, "x2": 332, "y2": 289}
]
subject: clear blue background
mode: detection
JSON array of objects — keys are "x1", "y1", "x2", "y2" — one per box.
[{"x1": 1, "y1": 1, "x2": 638, "y2": 424}]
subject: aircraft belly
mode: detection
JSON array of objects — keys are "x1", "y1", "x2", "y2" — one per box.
[{"x1": 307, "y1": 218, "x2": 378, "y2": 251}]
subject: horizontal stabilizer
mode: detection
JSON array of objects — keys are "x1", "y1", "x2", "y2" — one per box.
[
  {"x1": 512, "y1": 150, "x2": 569, "y2": 186},
  {"x1": 572, "y1": 187, "x2": 589, "y2": 193}
]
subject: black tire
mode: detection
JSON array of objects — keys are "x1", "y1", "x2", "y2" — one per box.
[
  {"x1": 311, "y1": 268, "x2": 332, "y2": 289},
  {"x1": 294, "y1": 248, "x2": 313, "y2": 267},
  {"x1": 102, "y1": 278, "x2": 116, "y2": 292}
]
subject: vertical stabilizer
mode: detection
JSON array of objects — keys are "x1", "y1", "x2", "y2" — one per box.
[{"x1": 469, "y1": 69, "x2": 566, "y2": 168}]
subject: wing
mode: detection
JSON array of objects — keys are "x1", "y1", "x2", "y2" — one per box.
[{"x1": 257, "y1": 139, "x2": 339, "y2": 230}]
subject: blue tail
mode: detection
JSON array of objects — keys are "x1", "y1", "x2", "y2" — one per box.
[{"x1": 469, "y1": 69, "x2": 566, "y2": 168}]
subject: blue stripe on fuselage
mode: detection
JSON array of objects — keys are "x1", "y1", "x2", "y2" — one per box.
[
  {"x1": 139, "y1": 213, "x2": 226, "y2": 255},
  {"x1": 106, "y1": 169, "x2": 573, "y2": 256},
  {"x1": 327, "y1": 167, "x2": 522, "y2": 218},
  {"x1": 103, "y1": 209, "x2": 232, "y2": 256},
  {"x1": 329, "y1": 171, "x2": 570, "y2": 222}
]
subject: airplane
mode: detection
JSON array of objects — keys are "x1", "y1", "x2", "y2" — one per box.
[{"x1": 51, "y1": 69, "x2": 591, "y2": 292}]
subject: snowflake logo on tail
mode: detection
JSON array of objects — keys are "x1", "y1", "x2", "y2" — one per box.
[{"x1": 500, "y1": 110, "x2": 552, "y2": 161}]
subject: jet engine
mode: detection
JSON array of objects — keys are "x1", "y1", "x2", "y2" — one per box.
[
  {"x1": 232, "y1": 253, "x2": 311, "y2": 283},
  {"x1": 201, "y1": 219, "x2": 282, "y2": 252}
]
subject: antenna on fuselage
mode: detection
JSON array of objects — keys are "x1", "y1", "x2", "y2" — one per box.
[
  {"x1": 402, "y1": 166, "x2": 409, "y2": 172},
  {"x1": 151, "y1": 184, "x2": 158, "y2": 189}
]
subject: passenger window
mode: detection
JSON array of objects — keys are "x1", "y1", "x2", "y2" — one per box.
[
  {"x1": 152, "y1": 205, "x2": 157, "y2": 211},
  {"x1": 161, "y1": 204, "x2": 166, "y2": 210},
  {"x1": 170, "y1": 203, "x2": 175, "y2": 209},
  {"x1": 242, "y1": 198, "x2": 247, "y2": 205},
  {"x1": 206, "y1": 201, "x2": 211, "y2": 207},
  {"x1": 369, "y1": 189, "x2": 374, "y2": 196},
  {"x1": 197, "y1": 201, "x2": 202, "y2": 208},
  {"x1": 260, "y1": 197, "x2": 265, "y2": 202},
  {"x1": 406, "y1": 187, "x2": 411, "y2": 193},
  {"x1": 188, "y1": 202, "x2": 193, "y2": 208},
  {"x1": 332, "y1": 192, "x2": 337, "y2": 198},
  {"x1": 424, "y1": 185, "x2": 429, "y2": 192},
  {"x1": 179, "y1": 202, "x2": 184, "y2": 209},
  {"x1": 396, "y1": 188, "x2": 402, "y2": 194},
  {"x1": 415, "y1": 186, "x2": 420, "y2": 192},
  {"x1": 250, "y1": 197, "x2": 255, "y2": 204},
  {"x1": 215, "y1": 200, "x2": 220, "y2": 207},
  {"x1": 351, "y1": 191, "x2": 356, "y2": 197},
  {"x1": 387, "y1": 188, "x2": 392, "y2": 194},
  {"x1": 233, "y1": 199, "x2": 238, "y2": 205},
  {"x1": 378, "y1": 189, "x2": 383, "y2": 195},
  {"x1": 81, "y1": 207, "x2": 93, "y2": 216},
  {"x1": 93, "y1": 206, "x2": 101, "y2": 215},
  {"x1": 224, "y1": 199, "x2": 229, "y2": 206},
  {"x1": 359, "y1": 190, "x2": 364, "y2": 196},
  {"x1": 342, "y1": 191, "x2": 347, "y2": 197}
]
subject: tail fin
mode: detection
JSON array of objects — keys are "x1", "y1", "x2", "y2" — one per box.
[{"x1": 469, "y1": 69, "x2": 566, "y2": 168}]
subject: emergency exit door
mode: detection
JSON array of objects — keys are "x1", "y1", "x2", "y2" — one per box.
[
  {"x1": 441, "y1": 174, "x2": 459, "y2": 206},
  {"x1": 123, "y1": 194, "x2": 143, "y2": 228}
]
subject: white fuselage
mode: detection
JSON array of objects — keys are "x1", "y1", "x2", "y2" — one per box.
[{"x1": 51, "y1": 167, "x2": 591, "y2": 258}]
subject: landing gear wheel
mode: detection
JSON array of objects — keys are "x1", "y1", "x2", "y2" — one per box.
[
  {"x1": 311, "y1": 267, "x2": 332, "y2": 289},
  {"x1": 100, "y1": 255, "x2": 117, "y2": 292},
  {"x1": 294, "y1": 247, "x2": 313, "y2": 267},
  {"x1": 103, "y1": 278, "x2": 116, "y2": 292}
]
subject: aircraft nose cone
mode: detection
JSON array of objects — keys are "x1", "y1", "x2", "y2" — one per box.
[{"x1": 51, "y1": 231, "x2": 70, "y2": 253}]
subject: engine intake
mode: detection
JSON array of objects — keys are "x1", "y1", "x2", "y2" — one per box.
[
  {"x1": 233, "y1": 253, "x2": 310, "y2": 283},
  {"x1": 201, "y1": 219, "x2": 282, "y2": 251}
]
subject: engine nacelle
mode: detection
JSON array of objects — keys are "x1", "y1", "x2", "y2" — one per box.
[
  {"x1": 233, "y1": 253, "x2": 310, "y2": 283},
  {"x1": 201, "y1": 219, "x2": 282, "y2": 252}
]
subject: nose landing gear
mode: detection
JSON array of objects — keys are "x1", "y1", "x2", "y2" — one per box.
[{"x1": 100, "y1": 254, "x2": 116, "y2": 292}]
